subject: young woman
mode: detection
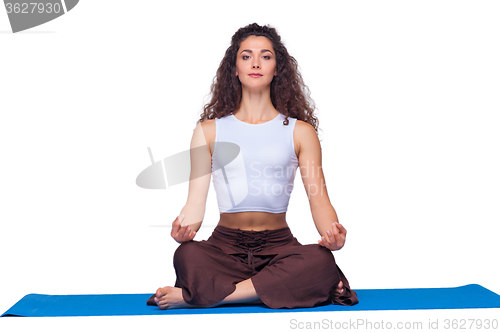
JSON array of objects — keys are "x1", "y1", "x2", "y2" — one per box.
[{"x1": 148, "y1": 23, "x2": 358, "y2": 309}]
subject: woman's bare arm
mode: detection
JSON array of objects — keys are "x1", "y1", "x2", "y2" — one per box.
[
  {"x1": 171, "y1": 120, "x2": 214, "y2": 242},
  {"x1": 294, "y1": 121, "x2": 347, "y2": 251}
]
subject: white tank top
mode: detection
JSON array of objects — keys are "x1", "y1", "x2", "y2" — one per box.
[{"x1": 211, "y1": 112, "x2": 299, "y2": 213}]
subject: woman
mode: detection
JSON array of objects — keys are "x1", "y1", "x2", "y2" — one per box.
[{"x1": 148, "y1": 23, "x2": 358, "y2": 309}]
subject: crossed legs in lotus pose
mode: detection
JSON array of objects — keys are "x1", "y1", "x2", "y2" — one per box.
[{"x1": 154, "y1": 279, "x2": 345, "y2": 309}]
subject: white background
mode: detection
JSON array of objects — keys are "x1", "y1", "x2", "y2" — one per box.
[{"x1": 1, "y1": 1, "x2": 499, "y2": 332}]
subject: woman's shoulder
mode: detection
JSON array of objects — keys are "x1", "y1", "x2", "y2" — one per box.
[
  {"x1": 198, "y1": 119, "x2": 216, "y2": 146},
  {"x1": 200, "y1": 118, "x2": 216, "y2": 127},
  {"x1": 294, "y1": 119, "x2": 317, "y2": 137},
  {"x1": 293, "y1": 120, "x2": 320, "y2": 156}
]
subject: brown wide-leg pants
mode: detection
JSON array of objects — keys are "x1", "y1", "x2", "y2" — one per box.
[{"x1": 147, "y1": 225, "x2": 358, "y2": 309}]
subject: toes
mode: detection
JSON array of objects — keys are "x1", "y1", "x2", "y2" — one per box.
[
  {"x1": 155, "y1": 286, "x2": 175, "y2": 309},
  {"x1": 157, "y1": 298, "x2": 167, "y2": 310},
  {"x1": 157, "y1": 294, "x2": 170, "y2": 310},
  {"x1": 154, "y1": 286, "x2": 185, "y2": 310}
]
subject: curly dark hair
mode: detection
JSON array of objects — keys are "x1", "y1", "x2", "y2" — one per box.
[{"x1": 197, "y1": 23, "x2": 319, "y2": 133}]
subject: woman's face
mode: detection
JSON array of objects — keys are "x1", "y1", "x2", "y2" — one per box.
[{"x1": 235, "y1": 35, "x2": 277, "y2": 90}]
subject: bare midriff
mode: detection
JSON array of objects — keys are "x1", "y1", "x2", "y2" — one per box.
[{"x1": 217, "y1": 211, "x2": 288, "y2": 231}]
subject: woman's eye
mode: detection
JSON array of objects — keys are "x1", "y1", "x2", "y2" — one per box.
[
  {"x1": 263, "y1": 55, "x2": 271, "y2": 60},
  {"x1": 242, "y1": 55, "x2": 250, "y2": 60}
]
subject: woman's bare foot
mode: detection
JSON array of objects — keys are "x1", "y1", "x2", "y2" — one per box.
[
  {"x1": 154, "y1": 286, "x2": 194, "y2": 310},
  {"x1": 153, "y1": 280, "x2": 344, "y2": 309}
]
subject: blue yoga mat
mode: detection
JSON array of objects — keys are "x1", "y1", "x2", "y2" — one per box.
[{"x1": 2, "y1": 284, "x2": 499, "y2": 317}]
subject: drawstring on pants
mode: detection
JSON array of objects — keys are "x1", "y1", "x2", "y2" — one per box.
[{"x1": 236, "y1": 230, "x2": 269, "y2": 271}]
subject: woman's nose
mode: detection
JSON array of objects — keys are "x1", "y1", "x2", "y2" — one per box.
[{"x1": 252, "y1": 62, "x2": 260, "y2": 69}]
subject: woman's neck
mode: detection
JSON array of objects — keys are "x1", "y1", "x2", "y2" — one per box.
[{"x1": 234, "y1": 88, "x2": 278, "y2": 124}]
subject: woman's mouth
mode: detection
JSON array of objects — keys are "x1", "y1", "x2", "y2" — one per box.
[{"x1": 249, "y1": 73, "x2": 263, "y2": 78}]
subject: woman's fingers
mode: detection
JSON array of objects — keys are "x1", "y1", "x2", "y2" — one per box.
[
  {"x1": 171, "y1": 214, "x2": 188, "y2": 241},
  {"x1": 319, "y1": 235, "x2": 335, "y2": 251},
  {"x1": 326, "y1": 231, "x2": 335, "y2": 247},
  {"x1": 184, "y1": 226, "x2": 192, "y2": 240},
  {"x1": 319, "y1": 223, "x2": 347, "y2": 251},
  {"x1": 332, "y1": 223, "x2": 345, "y2": 248},
  {"x1": 170, "y1": 214, "x2": 197, "y2": 243},
  {"x1": 335, "y1": 222, "x2": 347, "y2": 235},
  {"x1": 178, "y1": 214, "x2": 186, "y2": 227},
  {"x1": 334, "y1": 280, "x2": 344, "y2": 295},
  {"x1": 171, "y1": 218, "x2": 181, "y2": 238},
  {"x1": 178, "y1": 225, "x2": 191, "y2": 240}
]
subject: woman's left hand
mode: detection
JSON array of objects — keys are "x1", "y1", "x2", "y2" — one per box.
[{"x1": 318, "y1": 222, "x2": 347, "y2": 251}]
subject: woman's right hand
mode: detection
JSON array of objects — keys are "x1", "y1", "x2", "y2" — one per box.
[{"x1": 171, "y1": 214, "x2": 196, "y2": 243}]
